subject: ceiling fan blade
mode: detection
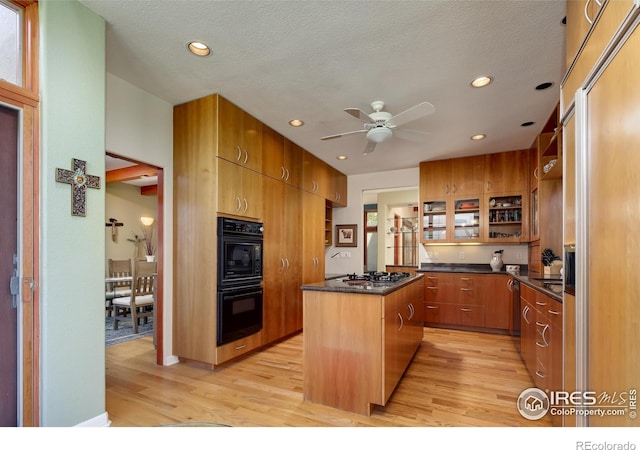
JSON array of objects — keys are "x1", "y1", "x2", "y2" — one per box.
[
  {"x1": 344, "y1": 108, "x2": 376, "y2": 124},
  {"x1": 363, "y1": 140, "x2": 377, "y2": 155},
  {"x1": 385, "y1": 101, "x2": 435, "y2": 128},
  {"x1": 393, "y1": 128, "x2": 431, "y2": 142},
  {"x1": 321, "y1": 129, "x2": 368, "y2": 140}
]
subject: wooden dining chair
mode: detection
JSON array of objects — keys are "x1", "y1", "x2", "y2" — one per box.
[
  {"x1": 111, "y1": 260, "x2": 156, "y2": 334},
  {"x1": 106, "y1": 259, "x2": 132, "y2": 316}
]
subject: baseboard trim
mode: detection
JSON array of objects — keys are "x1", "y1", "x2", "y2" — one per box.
[
  {"x1": 74, "y1": 412, "x2": 111, "y2": 427},
  {"x1": 164, "y1": 354, "x2": 179, "y2": 366}
]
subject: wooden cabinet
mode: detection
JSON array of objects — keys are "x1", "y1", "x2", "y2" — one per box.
[
  {"x1": 519, "y1": 283, "x2": 563, "y2": 426},
  {"x1": 570, "y1": 4, "x2": 640, "y2": 426},
  {"x1": 302, "y1": 191, "x2": 326, "y2": 285},
  {"x1": 484, "y1": 149, "x2": 529, "y2": 194},
  {"x1": 485, "y1": 193, "x2": 528, "y2": 243},
  {"x1": 262, "y1": 178, "x2": 302, "y2": 345},
  {"x1": 484, "y1": 274, "x2": 512, "y2": 332},
  {"x1": 420, "y1": 151, "x2": 528, "y2": 244},
  {"x1": 301, "y1": 150, "x2": 347, "y2": 206},
  {"x1": 217, "y1": 96, "x2": 262, "y2": 171},
  {"x1": 174, "y1": 94, "x2": 344, "y2": 367},
  {"x1": 565, "y1": 0, "x2": 603, "y2": 70},
  {"x1": 423, "y1": 273, "x2": 485, "y2": 328},
  {"x1": 261, "y1": 125, "x2": 302, "y2": 187},
  {"x1": 217, "y1": 158, "x2": 263, "y2": 219},
  {"x1": 303, "y1": 276, "x2": 424, "y2": 415}
]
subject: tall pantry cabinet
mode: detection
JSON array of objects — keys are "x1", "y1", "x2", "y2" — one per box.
[
  {"x1": 562, "y1": 0, "x2": 640, "y2": 427},
  {"x1": 173, "y1": 94, "x2": 347, "y2": 366}
]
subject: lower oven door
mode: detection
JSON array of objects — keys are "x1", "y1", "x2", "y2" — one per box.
[{"x1": 217, "y1": 285, "x2": 263, "y2": 346}]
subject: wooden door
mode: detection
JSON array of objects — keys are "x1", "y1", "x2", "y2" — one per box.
[
  {"x1": 451, "y1": 155, "x2": 484, "y2": 195},
  {"x1": 283, "y1": 139, "x2": 302, "y2": 188},
  {"x1": 217, "y1": 96, "x2": 244, "y2": 163},
  {"x1": 484, "y1": 275, "x2": 511, "y2": 331},
  {"x1": 484, "y1": 150, "x2": 529, "y2": 193},
  {"x1": 302, "y1": 191, "x2": 325, "y2": 284},
  {"x1": 217, "y1": 158, "x2": 243, "y2": 216},
  {"x1": 261, "y1": 177, "x2": 286, "y2": 345},
  {"x1": 420, "y1": 159, "x2": 451, "y2": 198},
  {"x1": 282, "y1": 184, "x2": 302, "y2": 336},
  {"x1": 261, "y1": 124, "x2": 285, "y2": 181},
  {"x1": 584, "y1": 23, "x2": 640, "y2": 426},
  {"x1": 242, "y1": 167, "x2": 263, "y2": 220},
  {"x1": 0, "y1": 104, "x2": 19, "y2": 426}
]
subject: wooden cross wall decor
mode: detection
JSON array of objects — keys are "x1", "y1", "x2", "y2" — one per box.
[{"x1": 55, "y1": 158, "x2": 101, "y2": 217}]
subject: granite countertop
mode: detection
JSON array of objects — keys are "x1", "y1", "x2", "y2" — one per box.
[
  {"x1": 418, "y1": 263, "x2": 526, "y2": 275},
  {"x1": 302, "y1": 273, "x2": 424, "y2": 296},
  {"x1": 512, "y1": 274, "x2": 563, "y2": 303}
]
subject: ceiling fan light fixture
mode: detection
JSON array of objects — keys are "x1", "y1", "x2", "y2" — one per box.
[
  {"x1": 367, "y1": 126, "x2": 393, "y2": 144},
  {"x1": 187, "y1": 41, "x2": 211, "y2": 57},
  {"x1": 471, "y1": 76, "x2": 493, "y2": 88}
]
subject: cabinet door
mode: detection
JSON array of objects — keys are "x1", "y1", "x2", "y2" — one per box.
[
  {"x1": 565, "y1": 0, "x2": 600, "y2": 70},
  {"x1": 218, "y1": 96, "x2": 262, "y2": 171},
  {"x1": 484, "y1": 275, "x2": 511, "y2": 331},
  {"x1": 420, "y1": 160, "x2": 452, "y2": 197},
  {"x1": 458, "y1": 305, "x2": 485, "y2": 328},
  {"x1": 282, "y1": 185, "x2": 302, "y2": 336},
  {"x1": 484, "y1": 150, "x2": 528, "y2": 193},
  {"x1": 302, "y1": 191, "x2": 326, "y2": 284},
  {"x1": 262, "y1": 124, "x2": 286, "y2": 181},
  {"x1": 283, "y1": 139, "x2": 303, "y2": 188},
  {"x1": 217, "y1": 158, "x2": 244, "y2": 216},
  {"x1": 451, "y1": 155, "x2": 484, "y2": 195}
]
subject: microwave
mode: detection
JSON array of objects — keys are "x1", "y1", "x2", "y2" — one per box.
[{"x1": 217, "y1": 217, "x2": 263, "y2": 287}]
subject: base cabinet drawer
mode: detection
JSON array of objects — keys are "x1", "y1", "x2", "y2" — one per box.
[
  {"x1": 215, "y1": 331, "x2": 262, "y2": 365},
  {"x1": 424, "y1": 302, "x2": 485, "y2": 328}
]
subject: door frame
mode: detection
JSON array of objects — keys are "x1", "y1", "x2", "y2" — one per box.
[{"x1": 0, "y1": 0, "x2": 40, "y2": 426}]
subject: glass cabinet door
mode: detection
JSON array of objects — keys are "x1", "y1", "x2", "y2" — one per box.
[
  {"x1": 453, "y1": 197, "x2": 480, "y2": 241},
  {"x1": 486, "y1": 194, "x2": 525, "y2": 242},
  {"x1": 422, "y1": 200, "x2": 447, "y2": 242}
]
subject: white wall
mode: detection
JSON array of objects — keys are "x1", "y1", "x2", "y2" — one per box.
[
  {"x1": 39, "y1": 0, "x2": 106, "y2": 426},
  {"x1": 105, "y1": 73, "x2": 175, "y2": 365},
  {"x1": 326, "y1": 167, "x2": 419, "y2": 274},
  {"x1": 105, "y1": 183, "x2": 158, "y2": 263}
]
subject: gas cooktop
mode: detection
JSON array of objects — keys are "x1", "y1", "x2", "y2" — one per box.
[{"x1": 342, "y1": 271, "x2": 412, "y2": 286}]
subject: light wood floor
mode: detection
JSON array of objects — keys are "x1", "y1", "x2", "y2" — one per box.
[{"x1": 105, "y1": 327, "x2": 552, "y2": 427}]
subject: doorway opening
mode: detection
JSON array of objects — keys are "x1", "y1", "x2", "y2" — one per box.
[{"x1": 105, "y1": 153, "x2": 164, "y2": 364}]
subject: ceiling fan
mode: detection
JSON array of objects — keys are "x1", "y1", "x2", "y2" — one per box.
[{"x1": 321, "y1": 100, "x2": 435, "y2": 155}]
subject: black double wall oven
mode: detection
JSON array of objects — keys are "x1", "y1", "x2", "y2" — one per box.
[{"x1": 217, "y1": 217, "x2": 264, "y2": 346}]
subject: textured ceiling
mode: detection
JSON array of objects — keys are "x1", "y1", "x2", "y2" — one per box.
[{"x1": 82, "y1": 0, "x2": 567, "y2": 176}]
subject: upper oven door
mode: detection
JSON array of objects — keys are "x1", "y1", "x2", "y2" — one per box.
[{"x1": 218, "y1": 236, "x2": 263, "y2": 286}]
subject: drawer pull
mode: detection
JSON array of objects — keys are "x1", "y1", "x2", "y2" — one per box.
[
  {"x1": 460, "y1": 308, "x2": 472, "y2": 312},
  {"x1": 235, "y1": 344, "x2": 247, "y2": 350},
  {"x1": 548, "y1": 309, "x2": 560, "y2": 315},
  {"x1": 460, "y1": 288, "x2": 472, "y2": 291},
  {"x1": 535, "y1": 370, "x2": 545, "y2": 379},
  {"x1": 536, "y1": 301, "x2": 547, "y2": 306}
]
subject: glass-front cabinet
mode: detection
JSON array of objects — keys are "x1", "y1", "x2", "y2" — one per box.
[
  {"x1": 453, "y1": 197, "x2": 481, "y2": 241},
  {"x1": 485, "y1": 194, "x2": 527, "y2": 242},
  {"x1": 422, "y1": 200, "x2": 447, "y2": 242}
]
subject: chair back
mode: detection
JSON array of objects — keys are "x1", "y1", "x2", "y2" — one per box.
[
  {"x1": 108, "y1": 259, "x2": 132, "y2": 288},
  {"x1": 132, "y1": 260, "x2": 157, "y2": 299}
]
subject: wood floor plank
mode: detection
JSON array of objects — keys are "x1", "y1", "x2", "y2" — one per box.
[{"x1": 106, "y1": 327, "x2": 552, "y2": 427}]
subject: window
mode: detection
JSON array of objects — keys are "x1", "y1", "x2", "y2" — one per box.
[{"x1": 0, "y1": 0, "x2": 22, "y2": 86}]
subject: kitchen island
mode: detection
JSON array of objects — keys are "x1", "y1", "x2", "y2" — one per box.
[{"x1": 301, "y1": 273, "x2": 424, "y2": 415}]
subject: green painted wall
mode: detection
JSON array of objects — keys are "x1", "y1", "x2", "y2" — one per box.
[{"x1": 39, "y1": 0, "x2": 106, "y2": 426}]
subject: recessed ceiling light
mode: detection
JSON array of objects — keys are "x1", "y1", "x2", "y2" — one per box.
[
  {"x1": 337, "y1": 155, "x2": 348, "y2": 160},
  {"x1": 187, "y1": 41, "x2": 211, "y2": 57},
  {"x1": 521, "y1": 121, "x2": 535, "y2": 127},
  {"x1": 288, "y1": 119, "x2": 304, "y2": 127},
  {"x1": 470, "y1": 134, "x2": 486, "y2": 141},
  {"x1": 535, "y1": 82, "x2": 554, "y2": 90},
  {"x1": 471, "y1": 76, "x2": 493, "y2": 88}
]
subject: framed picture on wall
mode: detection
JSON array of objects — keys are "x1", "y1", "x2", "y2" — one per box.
[{"x1": 335, "y1": 224, "x2": 357, "y2": 247}]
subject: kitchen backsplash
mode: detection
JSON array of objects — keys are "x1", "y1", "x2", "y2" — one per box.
[{"x1": 419, "y1": 243, "x2": 528, "y2": 266}]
